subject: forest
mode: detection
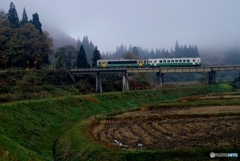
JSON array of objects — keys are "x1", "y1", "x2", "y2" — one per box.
[
  {"x1": 0, "y1": 2, "x2": 240, "y2": 101},
  {"x1": 0, "y1": 2, "x2": 101, "y2": 70}
]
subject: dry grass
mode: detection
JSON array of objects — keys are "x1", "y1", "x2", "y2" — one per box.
[
  {"x1": 82, "y1": 95, "x2": 99, "y2": 103},
  {"x1": 91, "y1": 104, "x2": 240, "y2": 150}
]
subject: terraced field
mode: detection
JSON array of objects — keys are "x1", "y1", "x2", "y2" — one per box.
[{"x1": 92, "y1": 96, "x2": 240, "y2": 150}]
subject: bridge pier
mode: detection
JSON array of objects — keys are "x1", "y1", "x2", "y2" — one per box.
[
  {"x1": 122, "y1": 72, "x2": 129, "y2": 91},
  {"x1": 156, "y1": 72, "x2": 164, "y2": 86},
  {"x1": 68, "y1": 71, "x2": 75, "y2": 82},
  {"x1": 96, "y1": 72, "x2": 102, "y2": 93},
  {"x1": 208, "y1": 71, "x2": 216, "y2": 84}
]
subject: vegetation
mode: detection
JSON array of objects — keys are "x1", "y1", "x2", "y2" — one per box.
[
  {"x1": 0, "y1": 3, "x2": 53, "y2": 69},
  {"x1": 77, "y1": 45, "x2": 90, "y2": 68},
  {"x1": 0, "y1": 3, "x2": 102, "y2": 70},
  {"x1": 92, "y1": 47, "x2": 101, "y2": 67},
  {"x1": 103, "y1": 41, "x2": 200, "y2": 59},
  {"x1": 77, "y1": 36, "x2": 96, "y2": 65},
  {"x1": 0, "y1": 2, "x2": 240, "y2": 161},
  {"x1": 55, "y1": 45, "x2": 77, "y2": 70},
  {"x1": 0, "y1": 84, "x2": 234, "y2": 160}
]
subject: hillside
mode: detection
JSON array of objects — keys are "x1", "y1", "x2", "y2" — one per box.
[
  {"x1": 0, "y1": 84, "x2": 234, "y2": 160},
  {"x1": 46, "y1": 27, "x2": 77, "y2": 50}
]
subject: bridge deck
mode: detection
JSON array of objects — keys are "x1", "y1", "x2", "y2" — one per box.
[{"x1": 69, "y1": 66, "x2": 240, "y2": 74}]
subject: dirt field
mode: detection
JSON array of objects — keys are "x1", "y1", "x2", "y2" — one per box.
[{"x1": 92, "y1": 105, "x2": 240, "y2": 150}]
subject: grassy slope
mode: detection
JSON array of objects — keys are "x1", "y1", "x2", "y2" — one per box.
[{"x1": 0, "y1": 84, "x2": 233, "y2": 160}]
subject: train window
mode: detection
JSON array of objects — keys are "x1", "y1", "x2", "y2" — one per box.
[
  {"x1": 159, "y1": 60, "x2": 162, "y2": 63},
  {"x1": 187, "y1": 60, "x2": 190, "y2": 62},
  {"x1": 175, "y1": 60, "x2": 178, "y2": 63},
  {"x1": 171, "y1": 60, "x2": 174, "y2": 63},
  {"x1": 179, "y1": 60, "x2": 182, "y2": 62},
  {"x1": 183, "y1": 60, "x2": 186, "y2": 62},
  {"x1": 99, "y1": 62, "x2": 101, "y2": 65},
  {"x1": 154, "y1": 60, "x2": 156, "y2": 63},
  {"x1": 144, "y1": 61, "x2": 146, "y2": 63},
  {"x1": 164, "y1": 60, "x2": 166, "y2": 63},
  {"x1": 193, "y1": 59, "x2": 195, "y2": 62}
]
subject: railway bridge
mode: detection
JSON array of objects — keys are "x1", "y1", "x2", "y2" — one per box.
[{"x1": 69, "y1": 66, "x2": 240, "y2": 93}]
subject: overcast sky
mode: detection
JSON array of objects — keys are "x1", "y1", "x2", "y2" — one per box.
[{"x1": 1, "y1": 0, "x2": 240, "y2": 52}]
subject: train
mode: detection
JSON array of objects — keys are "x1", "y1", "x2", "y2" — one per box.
[{"x1": 97, "y1": 57, "x2": 201, "y2": 68}]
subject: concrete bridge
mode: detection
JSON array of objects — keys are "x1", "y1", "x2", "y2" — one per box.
[{"x1": 69, "y1": 66, "x2": 240, "y2": 93}]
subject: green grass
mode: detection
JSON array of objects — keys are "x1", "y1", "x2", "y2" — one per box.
[{"x1": 0, "y1": 84, "x2": 236, "y2": 160}]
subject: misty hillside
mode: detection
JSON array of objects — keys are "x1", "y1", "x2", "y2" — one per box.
[{"x1": 45, "y1": 27, "x2": 77, "y2": 50}]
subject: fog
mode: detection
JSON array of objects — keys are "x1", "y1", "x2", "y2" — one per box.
[{"x1": 1, "y1": 0, "x2": 240, "y2": 52}]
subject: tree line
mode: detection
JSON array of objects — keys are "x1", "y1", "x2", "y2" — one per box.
[
  {"x1": 102, "y1": 41, "x2": 200, "y2": 59},
  {"x1": 0, "y1": 2, "x2": 101, "y2": 70},
  {"x1": 0, "y1": 2, "x2": 52, "y2": 69},
  {"x1": 54, "y1": 36, "x2": 101, "y2": 70}
]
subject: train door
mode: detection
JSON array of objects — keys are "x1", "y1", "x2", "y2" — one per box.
[
  {"x1": 102, "y1": 61, "x2": 107, "y2": 68},
  {"x1": 138, "y1": 60, "x2": 143, "y2": 67}
]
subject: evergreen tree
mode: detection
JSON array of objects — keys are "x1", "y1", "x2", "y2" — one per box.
[
  {"x1": 76, "y1": 37, "x2": 81, "y2": 50},
  {"x1": 81, "y1": 36, "x2": 95, "y2": 64},
  {"x1": 132, "y1": 46, "x2": 139, "y2": 57},
  {"x1": 149, "y1": 49, "x2": 155, "y2": 58},
  {"x1": 174, "y1": 40, "x2": 180, "y2": 57},
  {"x1": 31, "y1": 13, "x2": 42, "y2": 34},
  {"x1": 193, "y1": 46, "x2": 200, "y2": 57},
  {"x1": 7, "y1": 2, "x2": 19, "y2": 28},
  {"x1": 77, "y1": 45, "x2": 90, "y2": 68},
  {"x1": 20, "y1": 7, "x2": 28, "y2": 25},
  {"x1": 179, "y1": 46, "x2": 184, "y2": 57},
  {"x1": 92, "y1": 47, "x2": 101, "y2": 67}
]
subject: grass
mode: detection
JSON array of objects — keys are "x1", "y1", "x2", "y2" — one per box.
[{"x1": 0, "y1": 84, "x2": 236, "y2": 160}]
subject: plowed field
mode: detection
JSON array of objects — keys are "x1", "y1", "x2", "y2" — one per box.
[{"x1": 92, "y1": 105, "x2": 240, "y2": 150}]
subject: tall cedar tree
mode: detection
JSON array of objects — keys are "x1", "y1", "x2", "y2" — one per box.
[
  {"x1": 7, "y1": 2, "x2": 19, "y2": 28},
  {"x1": 31, "y1": 13, "x2": 42, "y2": 34},
  {"x1": 20, "y1": 7, "x2": 28, "y2": 25},
  {"x1": 77, "y1": 45, "x2": 90, "y2": 68},
  {"x1": 92, "y1": 47, "x2": 101, "y2": 67},
  {"x1": 81, "y1": 36, "x2": 95, "y2": 64},
  {"x1": 132, "y1": 46, "x2": 139, "y2": 57},
  {"x1": 175, "y1": 40, "x2": 180, "y2": 58},
  {"x1": 76, "y1": 37, "x2": 82, "y2": 50}
]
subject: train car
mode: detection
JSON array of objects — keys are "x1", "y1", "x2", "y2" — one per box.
[
  {"x1": 148, "y1": 57, "x2": 201, "y2": 67},
  {"x1": 97, "y1": 59, "x2": 148, "y2": 68}
]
